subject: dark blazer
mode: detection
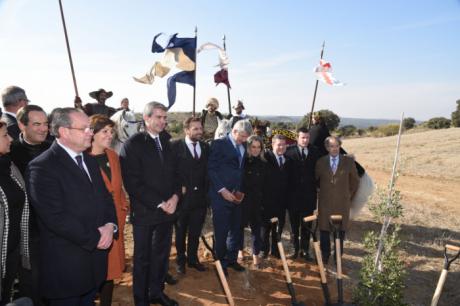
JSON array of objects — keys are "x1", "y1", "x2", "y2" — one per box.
[
  {"x1": 26, "y1": 142, "x2": 117, "y2": 299},
  {"x1": 170, "y1": 139, "x2": 209, "y2": 212},
  {"x1": 10, "y1": 134, "x2": 51, "y2": 175},
  {"x1": 119, "y1": 131, "x2": 181, "y2": 225},
  {"x1": 285, "y1": 144, "x2": 320, "y2": 213},
  {"x1": 208, "y1": 135, "x2": 245, "y2": 209},
  {"x1": 262, "y1": 150, "x2": 291, "y2": 219},
  {"x1": 1, "y1": 113, "x2": 20, "y2": 140},
  {"x1": 241, "y1": 156, "x2": 267, "y2": 225}
]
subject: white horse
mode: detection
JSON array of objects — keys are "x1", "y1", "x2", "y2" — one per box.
[
  {"x1": 110, "y1": 110, "x2": 142, "y2": 153},
  {"x1": 350, "y1": 172, "x2": 375, "y2": 219},
  {"x1": 214, "y1": 118, "x2": 232, "y2": 139}
]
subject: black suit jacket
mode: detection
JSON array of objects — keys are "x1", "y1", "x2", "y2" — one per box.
[
  {"x1": 119, "y1": 131, "x2": 181, "y2": 225},
  {"x1": 285, "y1": 144, "x2": 320, "y2": 213},
  {"x1": 26, "y1": 142, "x2": 117, "y2": 299},
  {"x1": 170, "y1": 139, "x2": 209, "y2": 212},
  {"x1": 1, "y1": 113, "x2": 20, "y2": 140}
]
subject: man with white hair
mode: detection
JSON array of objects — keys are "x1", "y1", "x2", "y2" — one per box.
[{"x1": 208, "y1": 119, "x2": 252, "y2": 275}]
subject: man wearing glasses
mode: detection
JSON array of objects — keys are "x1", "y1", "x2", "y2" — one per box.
[
  {"x1": 27, "y1": 108, "x2": 117, "y2": 306},
  {"x1": 1, "y1": 85, "x2": 30, "y2": 140}
]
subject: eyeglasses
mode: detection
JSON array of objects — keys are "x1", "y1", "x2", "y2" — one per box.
[{"x1": 67, "y1": 126, "x2": 94, "y2": 133}]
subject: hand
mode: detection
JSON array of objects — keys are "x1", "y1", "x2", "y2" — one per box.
[
  {"x1": 164, "y1": 195, "x2": 178, "y2": 214},
  {"x1": 220, "y1": 188, "x2": 236, "y2": 202},
  {"x1": 74, "y1": 96, "x2": 82, "y2": 108},
  {"x1": 97, "y1": 224, "x2": 114, "y2": 249}
]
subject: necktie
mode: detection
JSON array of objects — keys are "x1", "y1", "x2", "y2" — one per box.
[
  {"x1": 235, "y1": 144, "x2": 243, "y2": 167},
  {"x1": 192, "y1": 142, "x2": 199, "y2": 160},
  {"x1": 301, "y1": 148, "x2": 306, "y2": 160},
  {"x1": 278, "y1": 156, "x2": 284, "y2": 169},
  {"x1": 154, "y1": 137, "x2": 164, "y2": 162},
  {"x1": 331, "y1": 157, "x2": 337, "y2": 174},
  {"x1": 75, "y1": 155, "x2": 91, "y2": 181}
]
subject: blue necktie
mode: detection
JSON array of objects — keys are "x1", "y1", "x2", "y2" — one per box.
[
  {"x1": 236, "y1": 145, "x2": 242, "y2": 167},
  {"x1": 75, "y1": 155, "x2": 91, "y2": 181},
  {"x1": 331, "y1": 157, "x2": 337, "y2": 174},
  {"x1": 278, "y1": 156, "x2": 283, "y2": 169}
]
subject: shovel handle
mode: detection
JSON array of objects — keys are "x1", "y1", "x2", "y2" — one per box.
[
  {"x1": 303, "y1": 215, "x2": 317, "y2": 223},
  {"x1": 446, "y1": 244, "x2": 460, "y2": 252},
  {"x1": 335, "y1": 237, "x2": 342, "y2": 280},
  {"x1": 431, "y1": 269, "x2": 448, "y2": 306},
  {"x1": 330, "y1": 215, "x2": 342, "y2": 222},
  {"x1": 313, "y1": 241, "x2": 327, "y2": 284},
  {"x1": 270, "y1": 217, "x2": 279, "y2": 224},
  {"x1": 278, "y1": 241, "x2": 293, "y2": 283},
  {"x1": 215, "y1": 260, "x2": 235, "y2": 306}
]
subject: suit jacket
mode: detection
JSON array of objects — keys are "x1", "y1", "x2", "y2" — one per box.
[
  {"x1": 208, "y1": 135, "x2": 245, "y2": 209},
  {"x1": 315, "y1": 154, "x2": 359, "y2": 231},
  {"x1": 119, "y1": 131, "x2": 180, "y2": 225},
  {"x1": 1, "y1": 113, "x2": 20, "y2": 140},
  {"x1": 170, "y1": 139, "x2": 209, "y2": 212},
  {"x1": 262, "y1": 150, "x2": 291, "y2": 219},
  {"x1": 285, "y1": 144, "x2": 320, "y2": 213},
  {"x1": 26, "y1": 141, "x2": 117, "y2": 299}
]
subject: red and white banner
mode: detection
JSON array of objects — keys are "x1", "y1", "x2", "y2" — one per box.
[{"x1": 314, "y1": 59, "x2": 345, "y2": 86}]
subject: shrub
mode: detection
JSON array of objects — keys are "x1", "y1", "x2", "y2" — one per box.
[
  {"x1": 426, "y1": 117, "x2": 451, "y2": 129},
  {"x1": 298, "y1": 109, "x2": 340, "y2": 131},
  {"x1": 451, "y1": 100, "x2": 460, "y2": 127},
  {"x1": 337, "y1": 125, "x2": 357, "y2": 137},
  {"x1": 402, "y1": 117, "x2": 416, "y2": 130},
  {"x1": 377, "y1": 124, "x2": 400, "y2": 137}
]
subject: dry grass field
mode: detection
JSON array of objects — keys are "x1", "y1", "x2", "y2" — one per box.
[{"x1": 111, "y1": 127, "x2": 460, "y2": 306}]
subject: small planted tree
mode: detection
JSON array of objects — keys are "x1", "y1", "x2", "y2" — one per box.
[{"x1": 354, "y1": 113, "x2": 407, "y2": 306}]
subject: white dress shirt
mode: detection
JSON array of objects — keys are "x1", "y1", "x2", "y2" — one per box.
[
  {"x1": 185, "y1": 136, "x2": 201, "y2": 158},
  {"x1": 56, "y1": 140, "x2": 91, "y2": 180}
]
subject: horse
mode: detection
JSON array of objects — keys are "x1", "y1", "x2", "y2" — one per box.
[
  {"x1": 214, "y1": 118, "x2": 233, "y2": 139},
  {"x1": 110, "y1": 109, "x2": 142, "y2": 153}
]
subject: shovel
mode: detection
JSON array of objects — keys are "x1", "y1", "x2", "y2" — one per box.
[
  {"x1": 303, "y1": 214, "x2": 331, "y2": 305},
  {"x1": 330, "y1": 215, "x2": 356, "y2": 306},
  {"x1": 431, "y1": 244, "x2": 460, "y2": 306},
  {"x1": 271, "y1": 217, "x2": 307, "y2": 306}
]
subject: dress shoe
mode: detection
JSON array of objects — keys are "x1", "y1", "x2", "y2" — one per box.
[
  {"x1": 176, "y1": 263, "x2": 186, "y2": 274},
  {"x1": 227, "y1": 262, "x2": 245, "y2": 272},
  {"x1": 150, "y1": 292, "x2": 178, "y2": 306},
  {"x1": 289, "y1": 251, "x2": 299, "y2": 259},
  {"x1": 188, "y1": 262, "x2": 206, "y2": 272},
  {"x1": 303, "y1": 253, "x2": 315, "y2": 262},
  {"x1": 164, "y1": 273, "x2": 178, "y2": 285},
  {"x1": 259, "y1": 251, "x2": 268, "y2": 259}
]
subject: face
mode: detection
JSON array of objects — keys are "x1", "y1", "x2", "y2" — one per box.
[
  {"x1": 98, "y1": 92, "x2": 107, "y2": 104},
  {"x1": 249, "y1": 140, "x2": 262, "y2": 157},
  {"x1": 144, "y1": 108, "x2": 167, "y2": 135},
  {"x1": 207, "y1": 104, "x2": 217, "y2": 113},
  {"x1": 326, "y1": 139, "x2": 341, "y2": 157},
  {"x1": 92, "y1": 124, "x2": 114, "y2": 150},
  {"x1": 235, "y1": 107, "x2": 243, "y2": 115},
  {"x1": 272, "y1": 138, "x2": 287, "y2": 156},
  {"x1": 121, "y1": 99, "x2": 129, "y2": 109},
  {"x1": 185, "y1": 121, "x2": 203, "y2": 142},
  {"x1": 297, "y1": 131, "x2": 310, "y2": 148},
  {"x1": 59, "y1": 112, "x2": 93, "y2": 153},
  {"x1": 231, "y1": 130, "x2": 249, "y2": 145},
  {"x1": 0, "y1": 126, "x2": 13, "y2": 155},
  {"x1": 20, "y1": 111, "x2": 48, "y2": 145}
]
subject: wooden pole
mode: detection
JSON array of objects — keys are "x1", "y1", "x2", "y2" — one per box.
[
  {"x1": 192, "y1": 26, "x2": 198, "y2": 117},
  {"x1": 223, "y1": 35, "x2": 232, "y2": 115},
  {"x1": 307, "y1": 41, "x2": 325, "y2": 129},
  {"x1": 58, "y1": 0, "x2": 79, "y2": 98}
]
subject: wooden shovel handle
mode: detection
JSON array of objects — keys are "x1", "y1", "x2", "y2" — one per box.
[
  {"x1": 277, "y1": 241, "x2": 293, "y2": 283},
  {"x1": 303, "y1": 215, "x2": 317, "y2": 223},
  {"x1": 431, "y1": 269, "x2": 448, "y2": 306},
  {"x1": 446, "y1": 244, "x2": 460, "y2": 252},
  {"x1": 335, "y1": 237, "x2": 342, "y2": 279},
  {"x1": 270, "y1": 217, "x2": 279, "y2": 224},
  {"x1": 215, "y1": 260, "x2": 235, "y2": 306},
  {"x1": 330, "y1": 215, "x2": 342, "y2": 222},
  {"x1": 313, "y1": 241, "x2": 327, "y2": 284}
]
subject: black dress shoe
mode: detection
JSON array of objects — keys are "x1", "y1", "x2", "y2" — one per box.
[
  {"x1": 150, "y1": 292, "x2": 178, "y2": 306},
  {"x1": 227, "y1": 262, "x2": 245, "y2": 272},
  {"x1": 188, "y1": 262, "x2": 206, "y2": 272},
  {"x1": 176, "y1": 263, "x2": 186, "y2": 274},
  {"x1": 165, "y1": 273, "x2": 178, "y2": 285},
  {"x1": 302, "y1": 253, "x2": 315, "y2": 262},
  {"x1": 289, "y1": 252, "x2": 299, "y2": 259}
]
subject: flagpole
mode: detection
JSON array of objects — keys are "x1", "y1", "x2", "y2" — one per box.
[
  {"x1": 223, "y1": 35, "x2": 232, "y2": 115},
  {"x1": 307, "y1": 41, "x2": 325, "y2": 129},
  {"x1": 192, "y1": 26, "x2": 198, "y2": 117},
  {"x1": 58, "y1": 0, "x2": 79, "y2": 100}
]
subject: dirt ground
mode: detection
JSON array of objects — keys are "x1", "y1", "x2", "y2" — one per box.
[{"x1": 111, "y1": 128, "x2": 460, "y2": 306}]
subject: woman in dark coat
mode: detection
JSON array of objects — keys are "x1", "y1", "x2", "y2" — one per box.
[{"x1": 238, "y1": 135, "x2": 267, "y2": 268}]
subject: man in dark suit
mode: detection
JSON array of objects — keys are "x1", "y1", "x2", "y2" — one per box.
[
  {"x1": 1, "y1": 85, "x2": 29, "y2": 140},
  {"x1": 261, "y1": 134, "x2": 291, "y2": 258},
  {"x1": 119, "y1": 102, "x2": 180, "y2": 306},
  {"x1": 285, "y1": 127, "x2": 320, "y2": 260},
  {"x1": 26, "y1": 108, "x2": 117, "y2": 306},
  {"x1": 208, "y1": 120, "x2": 252, "y2": 274},
  {"x1": 171, "y1": 117, "x2": 209, "y2": 275}
]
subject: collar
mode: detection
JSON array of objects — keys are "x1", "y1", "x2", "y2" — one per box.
[
  {"x1": 147, "y1": 131, "x2": 160, "y2": 139},
  {"x1": 228, "y1": 134, "x2": 238, "y2": 147},
  {"x1": 56, "y1": 139, "x2": 83, "y2": 160},
  {"x1": 3, "y1": 111, "x2": 16, "y2": 118},
  {"x1": 185, "y1": 136, "x2": 197, "y2": 145}
]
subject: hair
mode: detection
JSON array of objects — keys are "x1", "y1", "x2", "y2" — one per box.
[
  {"x1": 16, "y1": 105, "x2": 45, "y2": 126},
  {"x1": 121, "y1": 97, "x2": 129, "y2": 104},
  {"x1": 143, "y1": 101, "x2": 167, "y2": 117},
  {"x1": 324, "y1": 135, "x2": 342, "y2": 147},
  {"x1": 50, "y1": 107, "x2": 81, "y2": 138},
  {"x1": 272, "y1": 134, "x2": 286, "y2": 143},
  {"x1": 89, "y1": 114, "x2": 115, "y2": 135},
  {"x1": 0, "y1": 120, "x2": 6, "y2": 129},
  {"x1": 247, "y1": 135, "x2": 266, "y2": 161},
  {"x1": 297, "y1": 126, "x2": 310, "y2": 134},
  {"x1": 232, "y1": 119, "x2": 253, "y2": 135},
  {"x1": 2, "y1": 86, "x2": 27, "y2": 107},
  {"x1": 183, "y1": 116, "x2": 202, "y2": 129},
  {"x1": 206, "y1": 97, "x2": 219, "y2": 108}
]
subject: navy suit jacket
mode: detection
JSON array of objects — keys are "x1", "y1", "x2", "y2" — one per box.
[
  {"x1": 208, "y1": 135, "x2": 245, "y2": 209},
  {"x1": 26, "y1": 141, "x2": 117, "y2": 299}
]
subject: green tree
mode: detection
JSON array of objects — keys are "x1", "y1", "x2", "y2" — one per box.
[
  {"x1": 451, "y1": 99, "x2": 460, "y2": 127},
  {"x1": 402, "y1": 117, "x2": 416, "y2": 130},
  {"x1": 298, "y1": 109, "x2": 340, "y2": 131},
  {"x1": 337, "y1": 125, "x2": 357, "y2": 137},
  {"x1": 426, "y1": 117, "x2": 451, "y2": 129}
]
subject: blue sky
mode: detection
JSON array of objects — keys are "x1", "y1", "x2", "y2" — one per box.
[{"x1": 1, "y1": 0, "x2": 459, "y2": 120}]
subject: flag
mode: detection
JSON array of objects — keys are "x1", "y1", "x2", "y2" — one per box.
[
  {"x1": 314, "y1": 59, "x2": 345, "y2": 86},
  {"x1": 151, "y1": 32, "x2": 166, "y2": 53},
  {"x1": 198, "y1": 42, "x2": 229, "y2": 69},
  {"x1": 167, "y1": 71, "x2": 195, "y2": 108},
  {"x1": 166, "y1": 33, "x2": 196, "y2": 62},
  {"x1": 214, "y1": 69, "x2": 231, "y2": 88}
]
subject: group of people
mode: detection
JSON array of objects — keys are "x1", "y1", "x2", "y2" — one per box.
[{"x1": 0, "y1": 84, "x2": 360, "y2": 306}]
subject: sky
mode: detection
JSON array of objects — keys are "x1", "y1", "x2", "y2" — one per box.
[{"x1": 0, "y1": 0, "x2": 459, "y2": 120}]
